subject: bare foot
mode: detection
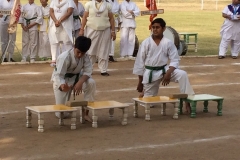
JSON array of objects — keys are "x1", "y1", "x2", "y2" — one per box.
[{"x1": 84, "y1": 115, "x2": 93, "y2": 122}]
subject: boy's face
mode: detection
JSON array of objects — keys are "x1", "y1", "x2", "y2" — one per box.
[
  {"x1": 151, "y1": 23, "x2": 166, "y2": 37},
  {"x1": 74, "y1": 48, "x2": 85, "y2": 59},
  {"x1": 29, "y1": 0, "x2": 34, "y2": 4},
  {"x1": 232, "y1": 0, "x2": 240, "y2": 5},
  {"x1": 40, "y1": 0, "x2": 48, "y2": 5}
]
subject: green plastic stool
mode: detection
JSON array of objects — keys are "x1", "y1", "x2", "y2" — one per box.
[{"x1": 179, "y1": 94, "x2": 224, "y2": 118}]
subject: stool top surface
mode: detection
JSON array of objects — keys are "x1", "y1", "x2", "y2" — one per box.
[
  {"x1": 186, "y1": 94, "x2": 223, "y2": 101},
  {"x1": 87, "y1": 101, "x2": 129, "y2": 109},
  {"x1": 26, "y1": 104, "x2": 77, "y2": 113},
  {"x1": 179, "y1": 32, "x2": 198, "y2": 35},
  {"x1": 133, "y1": 96, "x2": 179, "y2": 103}
]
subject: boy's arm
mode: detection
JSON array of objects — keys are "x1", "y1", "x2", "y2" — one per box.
[
  {"x1": 55, "y1": 56, "x2": 69, "y2": 90},
  {"x1": 74, "y1": 55, "x2": 91, "y2": 95},
  {"x1": 133, "y1": 40, "x2": 147, "y2": 92},
  {"x1": 137, "y1": 75, "x2": 143, "y2": 92},
  {"x1": 222, "y1": 13, "x2": 231, "y2": 20},
  {"x1": 28, "y1": 6, "x2": 43, "y2": 29},
  {"x1": 132, "y1": 4, "x2": 140, "y2": 17},
  {"x1": 162, "y1": 41, "x2": 179, "y2": 86}
]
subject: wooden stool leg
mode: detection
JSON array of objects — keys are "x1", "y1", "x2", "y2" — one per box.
[
  {"x1": 133, "y1": 101, "x2": 138, "y2": 118},
  {"x1": 92, "y1": 110, "x2": 98, "y2": 128},
  {"x1": 190, "y1": 101, "x2": 197, "y2": 118},
  {"x1": 203, "y1": 101, "x2": 208, "y2": 113},
  {"x1": 121, "y1": 107, "x2": 128, "y2": 125},
  {"x1": 173, "y1": 102, "x2": 179, "y2": 119},
  {"x1": 109, "y1": 108, "x2": 114, "y2": 120},
  {"x1": 38, "y1": 113, "x2": 44, "y2": 132},
  {"x1": 179, "y1": 99, "x2": 183, "y2": 114},
  {"x1": 71, "y1": 111, "x2": 77, "y2": 130},
  {"x1": 217, "y1": 100, "x2": 223, "y2": 116},
  {"x1": 26, "y1": 109, "x2": 32, "y2": 128},
  {"x1": 145, "y1": 104, "x2": 150, "y2": 121},
  {"x1": 59, "y1": 112, "x2": 64, "y2": 126},
  {"x1": 80, "y1": 106, "x2": 85, "y2": 124},
  {"x1": 161, "y1": 103, "x2": 166, "y2": 116}
]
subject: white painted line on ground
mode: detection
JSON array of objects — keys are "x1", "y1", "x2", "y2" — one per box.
[
  {"x1": 17, "y1": 72, "x2": 43, "y2": 75},
  {"x1": 0, "y1": 72, "x2": 46, "y2": 76},
  {"x1": 0, "y1": 82, "x2": 240, "y2": 99},
  {"x1": 0, "y1": 104, "x2": 134, "y2": 115},
  {"x1": 102, "y1": 82, "x2": 240, "y2": 92},
  {"x1": 75, "y1": 135, "x2": 239, "y2": 155},
  {"x1": 0, "y1": 93, "x2": 53, "y2": 99},
  {"x1": 0, "y1": 110, "x2": 24, "y2": 115},
  {"x1": 105, "y1": 135, "x2": 238, "y2": 152},
  {"x1": 0, "y1": 82, "x2": 50, "y2": 86},
  {"x1": 180, "y1": 55, "x2": 218, "y2": 58}
]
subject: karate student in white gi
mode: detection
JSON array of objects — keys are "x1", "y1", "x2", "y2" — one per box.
[
  {"x1": 80, "y1": 0, "x2": 116, "y2": 76},
  {"x1": 0, "y1": 0, "x2": 16, "y2": 62},
  {"x1": 19, "y1": 0, "x2": 43, "y2": 63},
  {"x1": 133, "y1": 18, "x2": 195, "y2": 113},
  {"x1": 48, "y1": 0, "x2": 75, "y2": 66},
  {"x1": 51, "y1": 36, "x2": 96, "y2": 120},
  {"x1": 218, "y1": 0, "x2": 240, "y2": 59},
  {"x1": 120, "y1": 0, "x2": 140, "y2": 59},
  {"x1": 38, "y1": 0, "x2": 51, "y2": 61},
  {"x1": 108, "y1": 0, "x2": 120, "y2": 62},
  {"x1": 72, "y1": 0, "x2": 85, "y2": 40}
]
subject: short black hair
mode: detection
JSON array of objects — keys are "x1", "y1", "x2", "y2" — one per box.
[
  {"x1": 151, "y1": 18, "x2": 166, "y2": 28},
  {"x1": 75, "y1": 36, "x2": 92, "y2": 53}
]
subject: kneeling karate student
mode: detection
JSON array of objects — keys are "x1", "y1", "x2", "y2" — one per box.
[
  {"x1": 51, "y1": 36, "x2": 96, "y2": 120},
  {"x1": 133, "y1": 18, "x2": 195, "y2": 113}
]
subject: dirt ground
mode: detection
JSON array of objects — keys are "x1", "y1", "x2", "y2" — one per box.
[{"x1": 1, "y1": 57, "x2": 240, "y2": 160}]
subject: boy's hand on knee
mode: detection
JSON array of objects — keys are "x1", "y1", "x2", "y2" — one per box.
[
  {"x1": 162, "y1": 72, "x2": 171, "y2": 86},
  {"x1": 74, "y1": 82, "x2": 83, "y2": 95}
]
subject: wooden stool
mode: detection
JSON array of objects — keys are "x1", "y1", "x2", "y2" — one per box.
[
  {"x1": 83, "y1": 101, "x2": 129, "y2": 128},
  {"x1": 179, "y1": 94, "x2": 224, "y2": 118},
  {"x1": 179, "y1": 32, "x2": 198, "y2": 52},
  {"x1": 132, "y1": 96, "x2": 179, "y2": 121},
  {"x1": 25, "y1": 105, "x2": 77, "y2": 132}
]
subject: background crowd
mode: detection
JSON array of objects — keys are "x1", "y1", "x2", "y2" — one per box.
[{"x1": 0, "y1": 0, "x2": 140, "y2": 75}]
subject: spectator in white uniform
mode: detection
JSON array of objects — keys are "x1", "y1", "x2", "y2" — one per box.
[
  {"x1": 120, "y1": 0, "x2": 140, "y2": 59},
  {"x1": 19, "y1": 0, "x2": 43, "y2": 63},
  {"x1": 0, "y1": 0, "x2": 16, "y2": 62},
  {"x1": 72, "y1": 0, "x2": 85, "y2": 40},
  {"x1": 218, "y1": 0, "x2": 240, "y2": 59},
  {"x1": 80, "y1": 0, "x2": 116, "y2": 76},
  {"x1": 38, "y1": 0, "x2": 51, "y2": 61},
  {"x1": 48, "y1": 0, "x2": 75, "y2": 66}
]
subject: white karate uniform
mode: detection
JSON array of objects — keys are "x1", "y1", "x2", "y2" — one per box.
[
  {"x1": 219, "y1": 4, "x2": 240, "y2": 57},
  {"x1": 19, "y1": 3, "x2": 43, "y2": 61},
  {"x1": 109, "y1": 0, "x2": 120, "y2": 57},
  {"x1": 72, "y1": 1, "x2": 85, "y2": 39},
  {"x1": 38, "y1": 5, "x2": 51, "y2": 59},
  {"x1": 51, "y1": 49, "x2": 96, "y2": 117},
  {"x1": 84, "y1": 0, "x2": 112, "y2": 73},
  {"x1": 48, "y1": 0, "x2": 75, "y2": 61},
  {"x1": 0, "y1": 0, "x2": 16, "y2": 60},
  {"x1": 120, "y1": 0, "x2": 140, "y2": 57},
  {"x1": 133, "y1": 36, "x2": 195, "y2": 97}
]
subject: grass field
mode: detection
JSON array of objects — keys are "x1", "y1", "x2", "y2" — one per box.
[{"x1": 6, "y1": 0, "x2": 231, "y2": 61}]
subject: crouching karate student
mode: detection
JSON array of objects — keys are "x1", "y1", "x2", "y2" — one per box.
[
  {"x1": 51, "y1": 36, "x2": 96, "y2": 120},
  {"x1": 133, "y1": 18, "x2": 195, "y2": 113}
]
